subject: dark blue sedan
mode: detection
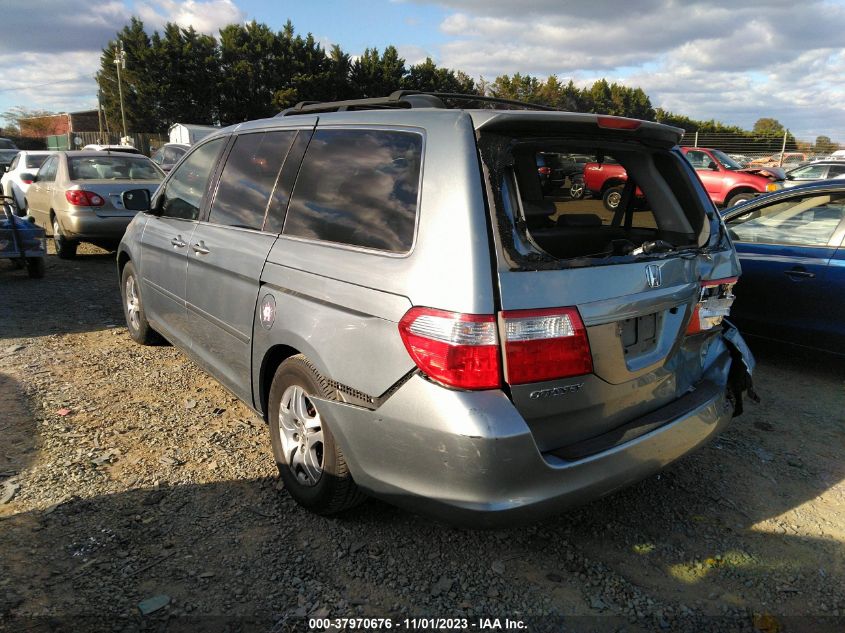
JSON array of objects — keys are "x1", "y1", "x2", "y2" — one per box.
[{"x1": 722, "y1": 181, "x2": 845, "y2": 354}]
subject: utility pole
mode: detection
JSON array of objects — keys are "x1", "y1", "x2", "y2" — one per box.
[
  {"x1": 779, "y1": 129, "x2": 788, "y2": 167},
  {"x1": 96, "y1": 82, "x2": 104, "y2": 143},
  {"x1": 694, "y1": 131, "x2": 699, "y2": 147},
  {"x1": 114, "y1": 41, "x2": 128, "y2": 141}
]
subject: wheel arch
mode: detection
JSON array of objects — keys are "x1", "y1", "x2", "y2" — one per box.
[
  {"x1": 724, "y1": 186, "x2": 757, "y2": 204},
  {"x1": 601, "y1": 177, "x2": 626, "y2": 193},
  {"x1": 258, "y1": 344, "x2": 301, "y2": 422}
]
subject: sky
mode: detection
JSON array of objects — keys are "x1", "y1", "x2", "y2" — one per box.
[{"x1": 1, "y1": 0, "x2": 843, "y2": 141}]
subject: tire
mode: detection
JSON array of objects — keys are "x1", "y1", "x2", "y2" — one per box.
[
  {"x1": 52, "y1": 217, "x2": 77, "y2": 259},
  {"x1": 569, "y1": 177, "x2": 585, "y2": 200},
  {"x1": 25, "y1": 257, "x2": 45, "y2": 279},
  {"x1": 602, "y1": 185, "x2": 624, "y2": 212},
  {"x1": 120, "y1": 261, "x2": 159, "y2": 345},
  {"x1": 726, "y1": 192, "x2": 755, "y2": 207},
  {"x1": 268, "y1": 355, "x2": 365, "y2": 515}
]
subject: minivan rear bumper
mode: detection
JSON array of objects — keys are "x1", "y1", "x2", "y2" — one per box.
[{"x1": 314, "y1": 348, "x2": 738, "y2": 527}]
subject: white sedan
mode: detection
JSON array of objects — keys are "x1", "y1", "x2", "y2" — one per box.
[{"x1": 1, "y1": 150, "x2": 53, "y2": 213}]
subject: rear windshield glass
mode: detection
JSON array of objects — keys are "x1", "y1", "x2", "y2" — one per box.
[
  {"x1": 0, "y1": 140, "x2": 15, "y2": 150},
  {"x1": 25, "y1": 155, "x2": 49, "y2": 169},
  {"x1": 68, "y1": 156, "x2": 163, "y2": 181},
  {"x1": 484, "y1": 139, "x2": 709, "y2": 266}
]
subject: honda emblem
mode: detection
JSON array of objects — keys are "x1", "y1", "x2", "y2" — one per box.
[{"x1": 645, "y1": 264, "x2": 662, "y2": 288}]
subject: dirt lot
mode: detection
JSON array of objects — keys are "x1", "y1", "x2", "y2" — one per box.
[{"x1": 1, "y1": 246, "x2": 844, "y2": 633}]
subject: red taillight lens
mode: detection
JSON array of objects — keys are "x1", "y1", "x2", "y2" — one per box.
[
  {"x1": 596, "y1": 115, "x2": 642, "y2": 130},
  {"x1": 501, "y1": 307, "x2": 592, "y2": 385},
  {"x1": 398, "y1": 307, "x2": 501, "y2": 390},
  {"x1": 21, "y1": 178, "x2": 34, "y2": 185},
  {"x1": 65, "y1": 190, "x2": 105, "y2": 207},
  {"x1": 537, "y1": 166, "x2": 552, "y2": 175},
  {"x1": 686, "y1": 277, "x2": 738, "y2": 335}
]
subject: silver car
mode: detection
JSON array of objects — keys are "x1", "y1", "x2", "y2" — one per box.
[
  {"x1": 116, "y1": 92, "x2": 756, "y2": 526},
  {"x1": 26, "y1": 151, "x2": 163, "y2": 258}
]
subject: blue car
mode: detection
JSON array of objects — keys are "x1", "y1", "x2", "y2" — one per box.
[{"x1": 722, "y1": 181, "x2": 845, "y2": 354}]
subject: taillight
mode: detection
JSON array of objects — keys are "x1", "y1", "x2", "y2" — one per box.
[
  {"x1": 501, "y1": 307, "x2": 592, "y2": 385},
  {"x1": 686, "y1": 277, "x2": 738, "y2": 335},
  {"x1": 21, "y1": 177, "x2": 34, "y2": 185},
  {"x1": 537, "y1": 166, "x2": 552, "y2": 175},
  {"x1": 65, "y1": 190, "x2": 105, "y2": 207},
  {"x1": 596, "y1": 115, "x2": 642, "y2": 130},
  {"x1": 398, "y1": 307, "x2": 500, "y2": 390}
]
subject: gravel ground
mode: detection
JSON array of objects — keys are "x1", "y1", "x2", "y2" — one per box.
[{"x1": 1, "y1": 245, "x2": 844, "y2": 633}]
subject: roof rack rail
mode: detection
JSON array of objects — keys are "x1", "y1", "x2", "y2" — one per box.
[{"x1": 277, "y1": 90, "x2": 559, "y2": 117}]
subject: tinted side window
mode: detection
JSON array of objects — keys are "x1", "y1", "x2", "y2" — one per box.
[
  {"x1": 161, "y1": 138, "x2": 226, "y2": 221},
  {"x1": 8, "y1": 155, "x2": 19, "y2": 170},
  {"x1": 283, "y1": 129, "x2": 422, "y2": 253},
  {"x1": 208, "y1": 131, "x2": 295, "y2": 231}
]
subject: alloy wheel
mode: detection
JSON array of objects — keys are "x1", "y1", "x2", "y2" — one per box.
[{"x1": 277, "y1": 385, "x2": 324, "y2": 486}]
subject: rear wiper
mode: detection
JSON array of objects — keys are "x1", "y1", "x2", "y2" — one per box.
[{"x1": 631, "y1": 240, "x2": 677, "y2": 256}]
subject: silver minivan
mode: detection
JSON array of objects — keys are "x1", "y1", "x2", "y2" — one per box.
[{"x1": 117, "y1": 92, "x2": 755, "y2": 526}]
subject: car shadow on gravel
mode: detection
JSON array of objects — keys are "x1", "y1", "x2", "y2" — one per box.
[
  {"x1": 0, "y1": 371, "x2": 38, "y2": 491},
  {"x1": 0, "y1": 249, "x2": 124, "y2": 340}
]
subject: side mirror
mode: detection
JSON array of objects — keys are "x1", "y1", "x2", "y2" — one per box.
[
  {"x1": 122, "y1": 188, "x2": 151, "y2": 212},
  {"x1": 708, "y1": 161, "x2": 719, "y2": 170}
]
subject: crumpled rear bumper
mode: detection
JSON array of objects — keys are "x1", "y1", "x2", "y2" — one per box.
[{"x1": 313, "y1": 324, "x2": 754, "y2": 527}]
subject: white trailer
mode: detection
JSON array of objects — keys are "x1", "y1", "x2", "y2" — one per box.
[{"x1": 168, "y1": 123, "x2": 218, "y2": 146}]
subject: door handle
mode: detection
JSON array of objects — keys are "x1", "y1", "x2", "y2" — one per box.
[
  {"x1": 192, "y1": 241, "x2": 210, "y2": 255},
  {"x1": 784, "y1": 268, "x2": 815, "y2": 279},
  {"x1": 170, "y1": 236, "x2": 187, "y2": 248}
]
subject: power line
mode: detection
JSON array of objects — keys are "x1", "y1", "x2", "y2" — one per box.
[{"x1": 0, "y1": 78, "x2": 88, "y2": 93}]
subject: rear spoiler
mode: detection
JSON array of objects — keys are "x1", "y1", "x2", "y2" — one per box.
[{"x1": 472, "y1": 111, "x2": 684, "y2": 149}]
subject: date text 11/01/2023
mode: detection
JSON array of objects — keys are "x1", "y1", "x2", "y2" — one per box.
[{"x1": 308, "y1": 617, "x2": 528, "y2": 630}]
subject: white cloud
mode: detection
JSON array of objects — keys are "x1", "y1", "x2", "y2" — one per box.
[
  {"x1": 0, "y1": 0, "x2": 246, "y2": 117},
  {"x1": 397, "y1": 45, "x2": 433, "y2": 66},
  {"x1": 135, "y1": 0, "x2": 245, "y2": 34},
  {"x1": 416, "y1": 0, "x2": 845, "y2": 139}
]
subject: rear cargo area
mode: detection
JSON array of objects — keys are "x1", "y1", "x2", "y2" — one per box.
[{"x1": 474, "y1": 113, "x2": 741, "y2": 453}]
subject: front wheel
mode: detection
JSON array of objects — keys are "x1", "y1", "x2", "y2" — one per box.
[
  {"x1": 726, "y1": 192, "x2": 755, "y2": 207},
  {"x1": 268, "y1": 355, "x2": 365, "y2": 515},
  {"x1": 25, "y1": 257, "x2": 45, "y2": 278},
  {"x1": 602, "y1": 185, "x2": 624, "y2": 211},
  {"x1": 52, "y1": 217, "x2": 77, "y2": 259},
  {"x1": 569, "y1": 177, "x2": 585, "y2": 200}
]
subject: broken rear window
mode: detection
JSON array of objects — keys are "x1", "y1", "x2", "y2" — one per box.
[{"x1": 482, "y1": 137, "x2": 711, "y2": 267}]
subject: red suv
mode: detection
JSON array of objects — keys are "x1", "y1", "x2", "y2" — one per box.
[{"x1": 584, "y1": 147, "x2": 783, "y2": 209}]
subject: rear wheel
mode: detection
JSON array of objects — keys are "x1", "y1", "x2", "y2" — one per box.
[
  {"x1": 569, "y1": 177, "x2": 585, "y2": 200},
  {"x1": 268, "y1": 355, "x2": 365, "y2": 515},
  {"x1": 52, "y1": 217, "x2": 77, "y2": 259},
  {"x1": 25, "y1": 257, "x2": 45, "y2": 278}
]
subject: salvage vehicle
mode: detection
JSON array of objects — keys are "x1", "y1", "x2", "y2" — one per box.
[
  {"x1": 26, "y1": 151, "x2": 164, "y2": 258},
  {"x1": 116, "y1": 91, "x2": 756, "y2": 526},
  {"x1": 782, "y1": 161, "x2": 845, "y2": 188},
  {"x1": 585, "y1": 147, "x2": 783, "y2": 210},
  {"x1": 723, "y1": 181, "x2": 845, "y2": 354}
]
